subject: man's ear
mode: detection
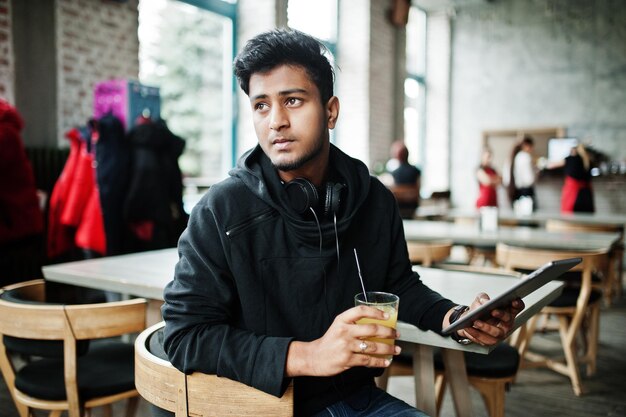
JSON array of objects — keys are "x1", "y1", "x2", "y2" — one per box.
[{"x1": 326, "y1": 96, "x2": 340, "y2": 129}]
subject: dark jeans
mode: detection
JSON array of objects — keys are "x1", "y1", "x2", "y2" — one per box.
[
  {"x1": 312, "y1": 385, "x2": 429, "y2": 417},
  {"x1": 150, "y1": 386, "x2": 429, "y2": 417}
]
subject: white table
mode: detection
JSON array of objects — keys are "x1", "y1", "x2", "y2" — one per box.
[
  {"x1": 403, "y1": 220, "x2": 621, "y2": 251},
  {"x1": 447, "y1": 209, "x2": 626, "y2": 229},
  {"x1": 43, "y1": 249, "x2": 563, "y2": 417}
]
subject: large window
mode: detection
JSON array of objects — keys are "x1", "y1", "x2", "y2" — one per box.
[
  {"x1": 404, "y1": 6, "x2": 427, "y2": 169},
  {"x1": 287, "y1": 0, "x2": 338, "y2": 141},
  {"x1": 287, "y1": 0, "x2": 338, "y2": 53},
  {"x1": 138, "y1": 0, "x2": 235, "y2": 184}
]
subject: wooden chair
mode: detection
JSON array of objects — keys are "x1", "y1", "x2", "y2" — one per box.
[
  {"x1": 0, "y1": 279, "x2": 147, "y2": 417},
  {"x1": 452, "y1": 218, "x2": 498, "y2": 266},
  {"x1": 545, "y1": 219, "x2": 624, "y2": 304},
  {"x1": 406, "y1": 240, "x2": 453, "y2": 267},
  {"x1": 135, "y1": 321, "x2": 294, "y2": 417},
  {"x1": 389, "y1": 184, "x2": 420, "y2": 219},
  {"x1": 496, "y1": 243, "x2": 608, "y2": 395}
]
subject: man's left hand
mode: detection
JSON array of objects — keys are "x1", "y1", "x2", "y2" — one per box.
[{"x1": 456, "y1": 293, "x2": 525, "y2": 346}]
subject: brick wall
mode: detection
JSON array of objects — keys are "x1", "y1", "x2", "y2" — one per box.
[
  {"x1": 336, "y1": 0, "x2": 370, "y2": 163},
  {"x1": 336, "y1": 0, "x2": 399, "y2": 168},
  {"x1": 56, "y1": 0, "x2": 139, "y2": 139},
  {"x1": 0, "y1": 0, "x2": 13, "y2": 103},
  {"x1": 368, "y1": 0, "x2": 398, "y2": 169}
]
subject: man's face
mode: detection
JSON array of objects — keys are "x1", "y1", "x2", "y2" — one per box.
[{"x1": 248, "y1": 64, "x2": 338, "y2": 180}]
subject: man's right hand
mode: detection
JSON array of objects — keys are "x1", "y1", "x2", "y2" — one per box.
[{"x1": 284, "y1": 305, "x2": 401, "y2": 377}]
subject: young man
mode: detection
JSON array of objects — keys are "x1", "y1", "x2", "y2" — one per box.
[{"x1": 162, "y1": 28, "x2": 523, "y2": 417}]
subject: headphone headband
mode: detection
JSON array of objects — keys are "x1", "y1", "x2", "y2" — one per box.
[{"x1": 284, "y1": 178, "x2": 344, "y2": 220}]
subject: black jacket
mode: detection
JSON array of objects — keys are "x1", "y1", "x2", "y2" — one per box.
[{"x1": 162, "y1": 144, "x2": 454, "y2": 416}]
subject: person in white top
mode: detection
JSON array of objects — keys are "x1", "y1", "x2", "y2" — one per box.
[{"x1": 504, "y1": 136, "x2": 537, "y2": 209}]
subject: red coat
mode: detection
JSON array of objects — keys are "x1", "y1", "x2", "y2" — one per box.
[
  {"x1": 0, "y1": 100, "x2": 44, "y2": 245},
  {"x1": 47, "y1": 128, "x2": 106, "y2": 258}
]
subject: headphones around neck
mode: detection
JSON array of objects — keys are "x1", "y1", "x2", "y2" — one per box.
[{"x1": 284, "y1": 178, "x2": 345, "y2": 220}]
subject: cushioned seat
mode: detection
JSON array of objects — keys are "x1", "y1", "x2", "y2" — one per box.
[
  {"x1": 434, "y1": 344, "x2": 520, "y2": 379},
  {"x1": 15, "y1": 341, "x2": 135, "y2": 401},
  {"x1": 549, "y1": 287, "x2": 602, "y2": 308}
]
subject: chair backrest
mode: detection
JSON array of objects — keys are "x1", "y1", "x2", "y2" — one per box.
[
  {"x1": 495, "y1": 243, "x2": 607, "y2": 273},
  {"x1": 389, "y1": 184, "x2": 419, "y2": 205},
  {"x1": 0, "y1": 279, "x2": 147, "y2": 417},
  {"x1": 135, "y1": 322, "x2": 294, "y2": 417},
  {"x1": 495, "y1": 243, "x2": 608, "y2": 308},
  {"x1": 406, "y1": 240, "x2": 453, "y2": 267}
]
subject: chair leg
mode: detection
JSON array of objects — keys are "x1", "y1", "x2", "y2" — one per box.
[
  {"x1": 125, "y1": 396, "x2": 139, "y2": 417},
  {"x1": 518, "y1": 314, "x2": 540, "y2": 368},
  {"x1": 558, "y1": 315, "x2": 585, "y2": 396},
  {"x1": 470, "y1": 378, "x2": 507, "y2": 417},
  {"x1": 48, "y1": 411, "x2": 62, "y2": 417},
  {"x1": 584, "y1": 303, "x2": 600, "y2": 377}
]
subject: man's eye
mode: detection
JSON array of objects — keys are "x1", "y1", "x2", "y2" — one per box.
[
  {"x1": 286, "y1": 98, "x2": 301, "y2": 106},
  {"x1": 254, "y1": 103, "x2": 268, "y2": 111}
]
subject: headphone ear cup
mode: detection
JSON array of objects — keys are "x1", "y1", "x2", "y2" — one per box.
[
  {"x1": 324, "y1": 182, "x2": 345, "y2": 219},
  {"x1": 285, "y1": 178, "x2": 319, "y2": 215}
]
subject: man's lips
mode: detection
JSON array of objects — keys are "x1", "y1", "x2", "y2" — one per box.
[
  {"x1": 271, "y1": 138, "x2": 295, "y2": 150},
  {"x1": 271, "y1": 137, "x2": 293, "y2": 144}
]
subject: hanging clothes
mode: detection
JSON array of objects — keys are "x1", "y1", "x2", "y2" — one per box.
[
  {"x1": 48, "y1": 127, "x2": 106, "y2": 259},
  {"x1": 95, "y1": 113, "x2": 130, "y2": 255},
  {"x1": 124, "y1": 119, "x2": 187, "y2": 251},
  {"x1": 0, "y1": 100, "x2": 44, "y2": 245},
  {"x1": 0, "y1": 99, "x2": 45, "y2": 286}
]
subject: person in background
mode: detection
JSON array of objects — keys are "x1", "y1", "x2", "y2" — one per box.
[
  {"x1": 0, "y1": 99, "x2": 45, "y2": 286},
  {"x1": 161, "y1": 28, "x2": 523, "y2": 417},
  {"x1": 475, "y1": 146, "x2": 501, "y2": 209},
  {"x1": 505, "y1": 135, "x2": 536, "y2": 209},
  {"x1": 546, "y1": 144, "x2": 594, "y2": 213},
  {"x1": 389, "y1": 141, "x2": 421, "y2": 191},
  {"x1": 387, "y1": 140, "x2": 421, "y2": 218}
]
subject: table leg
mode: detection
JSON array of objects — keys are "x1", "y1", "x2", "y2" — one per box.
[
  {"x1": 412, "y1": 345, "x2": 436, "y2": 416},
  {"x1": 442, "y1": 349, "x2": 474, "y2": 417}
]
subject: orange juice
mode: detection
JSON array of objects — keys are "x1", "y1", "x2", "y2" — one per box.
[
  {"x1": 354, "y1": 292, "x2": 400, "y2": 361},
  {"x1": 356, "y1": 305, "x2": 398, "y2": 360}
]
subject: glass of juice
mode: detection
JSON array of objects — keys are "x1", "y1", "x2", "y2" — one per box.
[{"x1": 354, "y1": 291, "x2": 399, "y2": 361}]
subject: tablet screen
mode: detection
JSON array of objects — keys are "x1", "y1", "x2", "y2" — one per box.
[{"x1": 441, "y1": 257, "x2": 581, "y2": 336}]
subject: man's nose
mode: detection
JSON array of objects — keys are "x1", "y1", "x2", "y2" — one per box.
[{"x1": 269, "y1": 107, "x2": 288, "y2": 130}]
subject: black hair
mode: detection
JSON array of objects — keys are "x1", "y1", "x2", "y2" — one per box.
[
  {"x1": 233, "y1": 28, "x2": 335, "y2": 103},
  {"x1": 521, "y1": 135, "x2": 534, "y2": 147}
]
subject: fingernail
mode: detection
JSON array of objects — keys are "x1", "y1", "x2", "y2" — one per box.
[
  {"x1": 396, "y1": 331, "x2": 401, "y2": 338},
  {"x1": 384, "y1": 359, "x2": 391, "y2": 366},
  {"x1": 395, "y1": 346, "x2": 402, "y2": 354},
  {"x1": 383, "y1": 312, "x2": 389, "y2": 319}
]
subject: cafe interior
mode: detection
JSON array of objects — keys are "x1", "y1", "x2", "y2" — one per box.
[{"x1": 0, "y1": 0, "x2": 625, "y2": 416}]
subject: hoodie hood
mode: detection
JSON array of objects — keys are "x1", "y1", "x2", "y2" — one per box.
[{"x1": 230, "y1": 144, "x2": 372, "y2": 246}]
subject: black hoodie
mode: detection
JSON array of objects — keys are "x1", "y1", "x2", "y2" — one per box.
[{"x1": 162, "y1": 144, "x2": 454, "y2": 416}]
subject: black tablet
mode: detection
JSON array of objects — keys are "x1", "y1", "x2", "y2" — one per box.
[{"x1": 441, "y1": 257, "x2": 581, "y2": 336}]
